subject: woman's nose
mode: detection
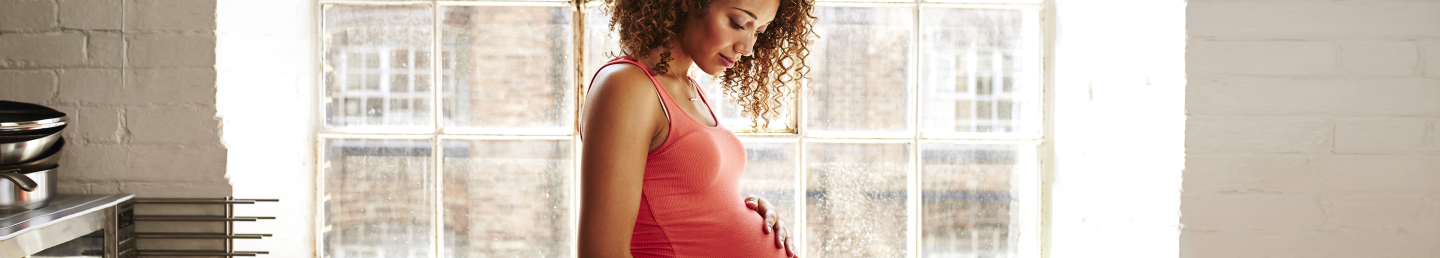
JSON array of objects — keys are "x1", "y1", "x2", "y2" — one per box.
[{"x1": 736, "y1": 35, "x2": 756, "y2": 57}]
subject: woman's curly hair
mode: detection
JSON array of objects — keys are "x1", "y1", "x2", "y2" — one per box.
[{"x1": 602, "y1": 0, "x2": 816, "y2": 130}]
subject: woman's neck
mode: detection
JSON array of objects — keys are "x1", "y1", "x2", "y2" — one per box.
[{"x1": 632, "y1": 45, "x2": 694, "y2": 81}]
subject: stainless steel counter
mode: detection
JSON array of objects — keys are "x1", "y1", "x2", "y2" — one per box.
[{"x1": 0, "y1": 194, "x2": 133, "y2": 258}]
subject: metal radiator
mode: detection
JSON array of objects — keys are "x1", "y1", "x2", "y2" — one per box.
[{"x1": 130, "y1": 197, "x2": 276, "y2": 257}]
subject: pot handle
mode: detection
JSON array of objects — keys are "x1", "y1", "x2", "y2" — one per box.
[{"x1": 0, "y1": 169, "x2": 38, "y2": 192}]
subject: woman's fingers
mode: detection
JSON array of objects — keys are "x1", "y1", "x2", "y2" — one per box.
[
  {"x1": 770, "y1": 210, "x2": 782, "y2": 248},
  {"x1": 764, "y1": 210, "x2": 776, "y2": 234},
  {"x1": 773, "y1": 221, "x2": 783, "y2": 248},
  {"x1": 760, "y1": 198, "x2": 774, "y2": 233},
  {"x1": 745, "y1": 196, "x2": 759, "y2": 210},
  {"x1": 777, "y1": 222, "x2": 792, "y2": 257}
]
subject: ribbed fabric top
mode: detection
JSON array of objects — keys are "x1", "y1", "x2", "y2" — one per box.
[{"x1": 586, "y1": 57, "x2": 787, "y2": 258}]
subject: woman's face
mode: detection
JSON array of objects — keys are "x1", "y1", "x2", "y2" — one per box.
[{"x1": 680, "y1": 0, "x2": 780, "y2": 76}]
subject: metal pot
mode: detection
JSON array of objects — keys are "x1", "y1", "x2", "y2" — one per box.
[
  {"x1": 0, "y1": 137, "x2": 62, "y2": 212},
  {"x1": 0, "y1": 167, "x2": 55, "y2": 212},
  {"x1": 0, "y1": 124, "x2": 65, "y2": 165}
]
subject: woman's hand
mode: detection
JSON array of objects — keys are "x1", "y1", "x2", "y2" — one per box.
[{"x1": 745, "y1": 196, "x2": 797, "y2": 257}]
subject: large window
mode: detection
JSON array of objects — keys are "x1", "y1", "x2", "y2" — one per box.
[{"x1": 318, "y1": 1, "x2": 1046, "y2": 258}]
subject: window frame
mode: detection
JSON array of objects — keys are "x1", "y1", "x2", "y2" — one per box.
[{"x1": 313, "y1": 0, "x2": 1055, "y2": 257}]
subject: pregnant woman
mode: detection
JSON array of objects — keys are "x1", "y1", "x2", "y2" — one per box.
[{"x1": 577, "y1": 0, "x2": 815, "y2": 257}]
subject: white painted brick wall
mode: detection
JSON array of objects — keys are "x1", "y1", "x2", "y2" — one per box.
[
  {"x1": 126, "y1": 0, "x2": 215, "y2": 31},
  {"x1": 126, "y1": 34, "x2": 217, "y2": 68},
  {"x1": 1334, "y1": 118, "x2": 1435, "y2": 153},
  {"x1": 1183, "y1": 193, "x2": 1327, "y2": 230},
  {"x1": 0, "y1": 0, "x2": 227, "y2": 198},
  {"x1": 86, "y1": 32, "x2": 125, "y2": 66},
  {"x1": 1322, "y1": 194, "x2": 1428, "y2": 231},
  {"x1": 1186, "y1": 115, "x2": 1334, "y2": 153},
  {"x1": 1422, "y1": 41, "x2": 1440, "y2": 79},
  {"x1": 1187, "y1": 79, "x2": 1440, "y2": 115},
  {"x1": 1188, "y1": 2, "x2": 1440, "y2": 39},
  {"x1": 1341, "y1": 41, "x2": 1420, "y2": 77},
  {"x1": 0, "y1": 0, "x2": 58, "y2": 31},
  {"x1": 58, "y1": 0, "x2": 122, "y2": 30},
  {"x1": 0, "y1": 70, "x2": 57, "y2": 101},
  {"x1": 0, "y1": 33, "x2": 88, "y2": 67},
  {"x1": 1187, "y1": 41, "x2": 1339, "y2": 77},
  {"x1": 1186, "y1": 0, "x2": 1440, "y2": 257}
]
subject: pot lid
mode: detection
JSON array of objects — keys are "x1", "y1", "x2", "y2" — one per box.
[{"x1": 0, "y1": 101, "x2": 67, "y2": 132}]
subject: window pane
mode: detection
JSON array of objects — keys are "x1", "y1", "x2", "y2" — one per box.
[
  {"x1": 323, "y1": 5, "x2": 435, "y2": 128},
  {"x1": 921, "y1": 144, "x2": 1033, "y2": 257},
  {"x1": 806, "y1": 142, "x2": 910, "y2": 258},
  {"x1": 442, "y1": 139, "x2": 572, "y2": 257},
  {"x1": 738, "y1": 140, "x2": 799, "y2": 234},
  {"x1": 323, "y1": 138, "x2": 434, "y2": 258},
  {"x1": 920, "y1": 8, "x2": 1041, "y2": 136},
  {"x1": 806, "y1": 7, "x2": 914, "y2": 134},
  {"x1": 582, "y1": 5, "x2": 622, "y2": 88},
  {"x1": 442, "y1": 6, "x2": 574, "y2": 133}
]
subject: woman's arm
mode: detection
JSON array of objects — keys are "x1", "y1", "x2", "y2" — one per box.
[{"x1": 578, "y1": 65, "x2": 665, "y2": 258}]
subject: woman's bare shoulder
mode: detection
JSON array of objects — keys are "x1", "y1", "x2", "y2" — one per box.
[
  {"x1": 589, "y1": 63, "x2": 655, "y2": 99},
  {"x1": 582, "y1": 63, "x2": 663, "y2": 133}
]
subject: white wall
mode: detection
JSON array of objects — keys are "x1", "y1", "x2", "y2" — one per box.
[
  {"x1": 1183, "y1": 0, "x2": 1440, "y2": 257},
  {"x1": 214, "y1": 0, "x2": 316, "y2": 256},
  {"x1": 1050, "y1": 0, "x2": 1186, "y2": 257},
  {"x1": 0, "y1": 0, "x2": 230, "y2": 197}
]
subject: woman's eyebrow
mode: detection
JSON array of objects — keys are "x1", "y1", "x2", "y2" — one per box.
[{"x1": 731, "y1": 7, "x2": 757, "y2": 20}]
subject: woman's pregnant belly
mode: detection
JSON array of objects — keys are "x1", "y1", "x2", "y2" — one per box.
[{"x1": 633, "y1": 193, "x2": 789, "y2": 258}]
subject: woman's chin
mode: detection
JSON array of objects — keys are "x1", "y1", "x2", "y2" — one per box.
[{"x1": 697, "y1": 65, "x2": 725, "y2": 76}]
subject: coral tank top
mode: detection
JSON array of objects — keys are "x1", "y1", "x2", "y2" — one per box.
[{"x1": 586, "y1": 57, "x2": 788, "y2": 258}]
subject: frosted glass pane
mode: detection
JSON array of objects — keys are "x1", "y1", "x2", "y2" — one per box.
[
  {"x1": 442, "y1": 6, "x2": 574, "y2": 133},
  {"x1": 442, "y1": 140, "x2": 572, "y2": 258},
  {"x1": 323, "y1": 5, "x2": 435, "y2": 128},
  {"x1": 920, "y1": 8, "x2": 1041, "y2": 135},
  {"x1": 323, "y1": 138, "x2": 434, "y2": 258},
  {"x1": 921, "y1": 144, "x2": 1032, "y2": 257},
  {"x1": 583, "y1": 5, "x2": 622, "y2": 87},
  {"x1": 738, "y1": 141, "x2": 799, "y2": 233},
  {"x1": 806, "y1": 7, "x2": 914, "y2": 133},
  {"x1": 806, "y1": 143, "x2": 910, "y2": 258}
]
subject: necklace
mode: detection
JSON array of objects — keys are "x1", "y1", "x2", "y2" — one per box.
[{"x1": 685, "y1": 78, "x2": 700, "y2": 101}]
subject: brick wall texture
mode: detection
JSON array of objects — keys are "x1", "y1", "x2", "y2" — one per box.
[
  {"x1": 0, "y1": 0, "x2": 229, "y2": 197},
  {"x1": 1184, "y1": 0, "x2": 1440, "y2": 257}
]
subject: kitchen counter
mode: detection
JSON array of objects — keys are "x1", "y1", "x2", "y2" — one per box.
[{"x1": 0, "y1": 194, "x2": 133, "y2": 258}]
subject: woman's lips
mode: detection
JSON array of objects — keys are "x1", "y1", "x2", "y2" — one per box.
[{"x1": 719, "y1": 54, "x2": 736, "y2": 68}]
